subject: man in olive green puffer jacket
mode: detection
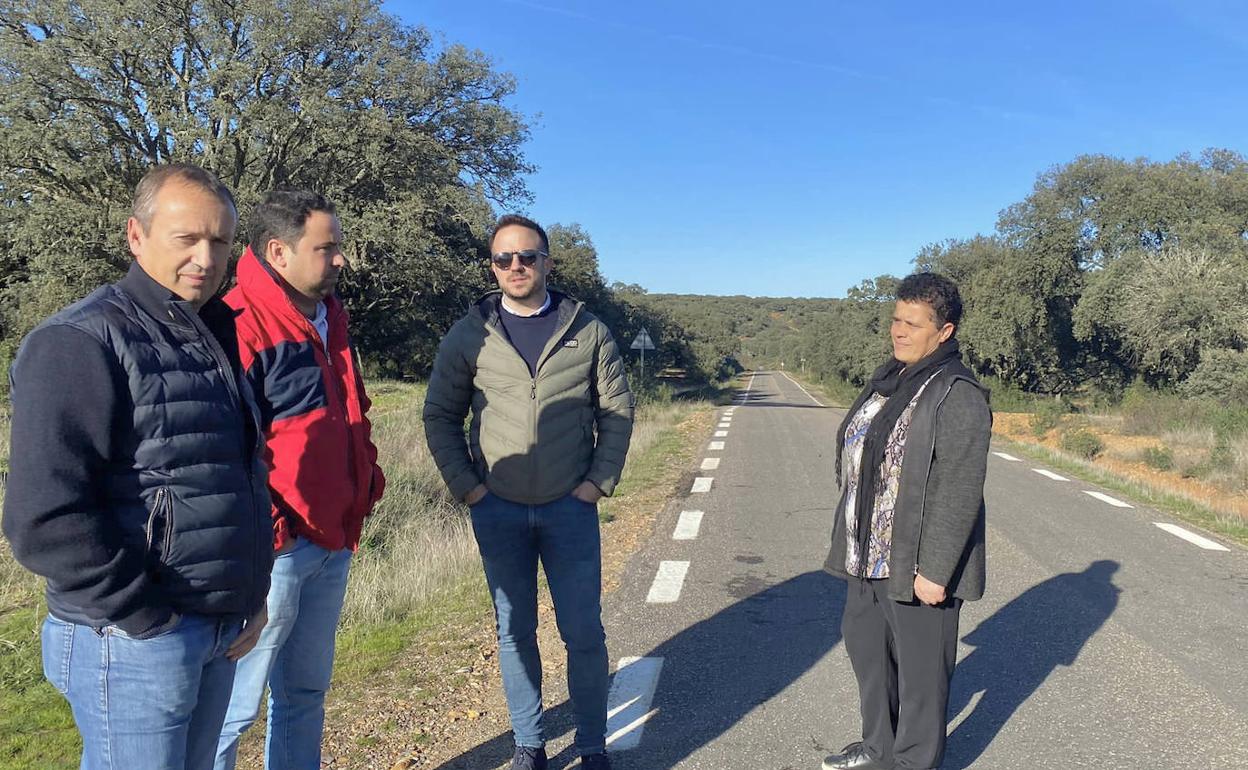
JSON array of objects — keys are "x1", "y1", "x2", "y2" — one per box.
[{"x1": 423, "y1": 214, "x2": 633, "y2": 770}]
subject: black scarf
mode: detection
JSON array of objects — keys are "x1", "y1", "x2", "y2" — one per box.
[{"x1": 835, "y1": 339, "x2": 962, "y2": 577}]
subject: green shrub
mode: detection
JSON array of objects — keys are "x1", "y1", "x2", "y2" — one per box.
[
  {"x1": 1209, "y1": 441, "x2": 1234, "y2": 472},
  {"x1": 1140, "y1": 445, "x2": 1173, "y2": 471},
  {"x1": 1029, "y1": 398, "x2": 1069, "y2": 437},
  {"x1": 1060, "y1": 428, "x2": 1104, "y2": 459},
  {"x1": 979, "y1": 375, "x2": 1044, "y2": 413},
  {"x1": 1082, "y1": 381, "x2": 1125, "y2": 411},
  {"x1": 1180, "y1": 348, "x2": 1248, "y2": 405}
]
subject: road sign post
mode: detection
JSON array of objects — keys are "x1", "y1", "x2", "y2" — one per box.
[{"x1": 630, "y1": 327, "x2": 656, "y2": 381}]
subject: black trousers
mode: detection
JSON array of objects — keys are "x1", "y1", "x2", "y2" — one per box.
[{"x1": 842, "y1": 578, "x2": 962, "y2": 770}]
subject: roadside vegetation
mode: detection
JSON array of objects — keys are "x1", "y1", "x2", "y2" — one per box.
[
  {"x1": 630, "y1": 151, "x2": 1248, "y2": 547},
  {"x1": 0, "y1": 381, "x2": 715, "y2": 769},
  {"x1": 797, "y1": 371, "x2": 1248, "y2": 548}
]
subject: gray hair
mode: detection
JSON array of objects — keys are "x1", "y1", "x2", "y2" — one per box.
[{"x1": 132, "y1": 163, "x2": 237, "y2": 231}]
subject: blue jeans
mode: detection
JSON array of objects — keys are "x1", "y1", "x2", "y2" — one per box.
[
  {"x1": 470, "y1": 491, "x2": 608, "y2": 755},
  {"x1": 214, "y1": 537, "x2": 351, "y2": 770},
  {"x1": 41, "y1": 612, "x2": 242, "y2": 770}
]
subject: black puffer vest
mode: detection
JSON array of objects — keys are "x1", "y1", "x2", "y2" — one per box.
[{"x1": 42, "y1": 267, "x2": 273, "y2": 624}]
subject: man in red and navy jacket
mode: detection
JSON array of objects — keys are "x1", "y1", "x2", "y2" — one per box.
[{"x1": 214, "y1": 190, "x2": 384, "y2": 770}]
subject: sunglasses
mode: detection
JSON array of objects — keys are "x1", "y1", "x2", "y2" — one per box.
[{"x1": 491, "y1": 249, "x2": 547, "y2": 269}]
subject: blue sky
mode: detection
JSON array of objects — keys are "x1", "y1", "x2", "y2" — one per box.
[{"x1": 387, "y1": 0, "x2": 1248, "y2": 298}]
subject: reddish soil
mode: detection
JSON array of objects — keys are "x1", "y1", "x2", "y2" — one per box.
[{"x1": 993, "y1": 412, "x2": 1248, "y2": 521}]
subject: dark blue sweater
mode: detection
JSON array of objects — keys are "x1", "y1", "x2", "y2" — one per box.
[{"x1": 497, "y1": 293, "x2": 561, "y2": 376}]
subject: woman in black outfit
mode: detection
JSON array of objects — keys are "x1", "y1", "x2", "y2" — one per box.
[{"x1": 822, "y1": 272, "x2": 992, "y2": 770}]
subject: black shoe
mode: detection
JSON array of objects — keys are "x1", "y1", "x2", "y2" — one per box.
[
  {"x1": 579, "y1": 753, "x2": 611, "y2": 770},
  {"x1": 822, "y1": 742, "x2": 887, "y2": 770},
  {"x1": 509, "y1": 746, "x2": 548, "y2": 770}
]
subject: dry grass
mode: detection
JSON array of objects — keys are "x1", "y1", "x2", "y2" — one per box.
[
  {"x1": 0, "y1": 384, "x2": 701, "y2": 628},
  {"x1": 340, "y1": 386, "x2": 701, "y2": 628},
  {"x1": 1159, "y1": 425, "x2": 1218, "y2": 480},
  {"x1": 0, "y1": 408, "x2": 38, "y2": 615},
  {"x1": 340, "y1": 389, "x2": 478, "y2": 627},
  {"x1": 0, "y1": 379, "x2": 708, "y2": 769}
]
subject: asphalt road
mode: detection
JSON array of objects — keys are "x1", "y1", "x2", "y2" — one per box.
[{"x1": 596, "y1": 370, "x2": 1248, "y2": 769}]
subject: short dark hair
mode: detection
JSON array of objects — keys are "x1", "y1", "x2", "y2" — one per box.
[
  {"x1": 489, "y1": 213, "x2": 548, "y2": 253},
  {"x1": 248, "y1": 189, "x2": 337, "y2": 257},
  {"x1": 132, "y1": 163, "x2": 236, "y2": 231},
  {"x1": 896, "y1": 272, "x2": 963, "y2": 329}
]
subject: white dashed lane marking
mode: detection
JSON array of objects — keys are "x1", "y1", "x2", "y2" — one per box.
[
  {"x1": 691, "y1": 477, "x2": 713, "y2": 493},
  {"x1": 700, "y1": 457, "x2": 720, "y2": 470},
  {"x1": 714, "y1": 430, "x2": 728, "y2": 437},
  {"x1": 672, "y1": 510, "x2": 704, "y2": 540},
  {"x1": 1032, "y1": 468, "x2": 1069, "y2": 481},
  {"x1": 1084, "y1": 491, "x2": 1133, "y2": 508},
  {"x1": 645, "y1": 561, "x2": 690, "y2": 603},
  {"x1": 1154, "y1": 522, "x2": 1230, "y2": 551},
  {"x1": 993, "y1": 451, "x2": 1022, "y2": 462},
  {"x1": 708, "y1": 441, "x2": 725, "y2": 451},
  {"x1": 606, "y1": 656, "x2": 664, "y2": 750}
]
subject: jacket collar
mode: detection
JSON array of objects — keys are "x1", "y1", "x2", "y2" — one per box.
[
  {"x1": 117, "y1": 261, "x2": 209, "y2": 326},
  {"x1": 476, "y1": 289, "x2": 579, "y2": 329},
  {"x1": 236, "y1": 245, "x2": 343, "y2": 324}
]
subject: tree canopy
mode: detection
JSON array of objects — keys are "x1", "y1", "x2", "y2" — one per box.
[
  {"x1": 632, "y1": 149, "x2": 1248, "y2": 404},
  {"x1": 0, "y1": 0, "x2": 530, "y2": 373}
]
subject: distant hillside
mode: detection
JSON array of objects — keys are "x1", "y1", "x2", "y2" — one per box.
[{"x1": 623, "y1": 293, "x2": 852, "y2": 374}]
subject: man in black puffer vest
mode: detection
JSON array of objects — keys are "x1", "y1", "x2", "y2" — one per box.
[{"x1": 2, "y1": 164, "x2": 273, "y2": 770}]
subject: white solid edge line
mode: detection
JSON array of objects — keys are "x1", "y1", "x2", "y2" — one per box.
[
  {"x1": 708, "y1": 441, "x2": 725, "y2": 450},
  {"x1": 672, "y1": 510, "x2": 704, "y2": 540},
  {"x1": 778, "y1": 370, "x2": 824, "y2": 406},
  {"x1": 700, "y1": 457, "x2": 721, "y2": 470},
  {"x1": 993, "y1": 451, "x2": 1022, "y2": 462},
  {"x1": 1084, "y1": 490, "x2": 1133, "y2": 508},
  {"x1": 691, "y1": 476, "x2": 713, "y2": 493},
  {"x1": 645, "y1": 561, "x2": 690, "y2": 603},
  {"x1": 1032, "y1": 468, "x2": 1068, "y2": 481},
  {"x1": 1154, "y1": 522, "x2": 1230, "y2": 551},
  {"x1": 605, "y1": 656, "x2": 665, "y2": 750}
]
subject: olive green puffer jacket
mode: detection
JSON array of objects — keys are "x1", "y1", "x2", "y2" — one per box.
[{"x1": 423, "y1": 291, "x2": 634, "y2": 505}]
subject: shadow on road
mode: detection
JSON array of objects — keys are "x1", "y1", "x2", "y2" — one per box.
[
  {"x1": 754, "y1": 401, "x2": 829, "y2": 410},
  {"x1": 426, "y1": 560, "x2": 1120, "y2": 770},
  {"x1": 429, "y1": 570, "x2": 845, "y2": 769},
  {"x1": 943, "y1": 559, "x2": 1121, "y2": 769}
]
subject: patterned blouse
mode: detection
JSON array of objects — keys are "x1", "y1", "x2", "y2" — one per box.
[{"x1": 843, "y1": 374, "x2": 939, "y2": 578}]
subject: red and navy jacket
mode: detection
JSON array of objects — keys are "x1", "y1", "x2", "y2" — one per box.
[{"x1": 224, "y1": 247, "x2": 385, "y2": 553}]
